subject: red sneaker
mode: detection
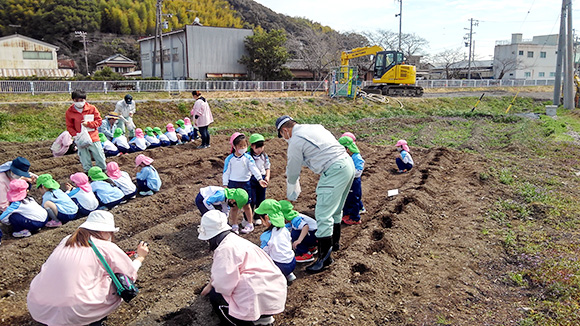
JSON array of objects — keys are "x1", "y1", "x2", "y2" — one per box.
[
  {"x1": 295, "y1": 252, "x2": 315, "y2": 263},
  {"x1": 342, "y1": 216, "x2": 361, "y2": 225},
  {"x1": 308, "y1": 246, "x2": 318, "y2": 255}
]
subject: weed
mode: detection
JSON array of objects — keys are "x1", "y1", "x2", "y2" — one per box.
[
  {"x1": 499, "y1": 169, "x2": 514, "y2": 185},
  {"x1": 176, "y1": 102, "x2": 188, "y2": 115},
  {"x1": 509, "y1": 272, "x2": 526, "y2": 286},
  {"x1": 503, "y1": 230, "x2": 515, "y2": 247},
  {"x1": 479, "y1": 172, "x2": 490, "y2": 181},
  {"x1": 250, "y1": 99, "x2": 259, "y2": 105},
  {"x1": 436, "y1": 315, "x2": 451, "y2": 325}
]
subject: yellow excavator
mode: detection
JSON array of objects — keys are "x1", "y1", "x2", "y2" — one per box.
[{"x1": 341, "y1": 45, "x2": 424, "y2": 97}]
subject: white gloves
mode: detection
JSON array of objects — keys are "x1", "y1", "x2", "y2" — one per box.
[{"x1": 287, "y1": 179, "x2": 301, "y2": 201}]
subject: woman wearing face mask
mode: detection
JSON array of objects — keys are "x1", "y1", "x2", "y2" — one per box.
[
  {"x1": 222, "y1": 132, "x2": 268, "y2": 234},
  {"x1": 27, "y1": 211, "x2": 149, "y2": 326},
  {"x1": 395, "y1": 139, "x2": 414, "y2": 173},
  {"x1": 65, "y1": 89, "x2": 107, "y2": 172}
]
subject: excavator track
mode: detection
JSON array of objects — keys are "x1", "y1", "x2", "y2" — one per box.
[{"x1": 363, "y1": 85, "x2": 424, "y2": 97}]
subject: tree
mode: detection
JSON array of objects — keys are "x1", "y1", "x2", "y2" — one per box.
[
  {"x1": 494, "y1": 57, "x2": 524, "y2": 80},
  {"x1": 239, "y1": 28, "x2": 292, "y2": 81},
  {"x1": 364, "y1": 29, "x2": 428, "y2": 57},
  {"x1": 431, "y1": 48, "x2": 464, "y2": 79}
]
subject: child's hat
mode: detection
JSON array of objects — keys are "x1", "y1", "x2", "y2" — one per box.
[
  {"x1": 166, "y1": 123, "x2": 175, "y2": 132},
  {"x1": 153, "y1": 127, "x2": 163, "y2": 134},
  {"x1": 10, "y1": 157, "x2": 31, "y2": 178},
  {"x1": 36, "y1": 174, "x2": 60, "y2": 190},
  {"x1": 79, "y1": 210, "x2": 119, "y2": 233},
  {"x1": 255, "y1": 199, "x2": 285, "y2": 227},
  {"x1": 224, "y1": 188, "x2": 248, "y2": 208},
  {"x1": 144, "y1": 127, "x2": 155, "y2": 137},
  {"x1": 341, "y1": 132, "x2": 356, "y2": 142},
  {"x1": 98, "y1": 133, "x2": 107, "y2": 143},
  {"x1": 184, "y1": 117, "x2": 192, "y2": 125},
  {"x1": 7, "y1": 179, "x2": 29, "y2": 202},
  {"x1": 279, "y1": 200, "x2": 299, "y2": 220},
  {"x1": 135, "y1": 128, "x2": 144, "y2": 138},
  {"x1": 338, "y1": 136, "x2": 360, "y2": 154},
  {"x1": 88, "y1": 166, "x2": 109, "y2": 181},
  {"x1": 70, "y1": 172, "x2": 92, "y2": 192},
  {"x1": 113, "y1": 128, "x2": 124, "y2": 138},
  {"x1": 135, "y1": 154, "x2": 154, "y2": 167},
  {"x1": 198, "y1": 210, "x2": 231, "y2": 241},
  {"x1": 106, "y1": 162, "x2": 122, "y2": 180},
  {"x1": 229, "y1": 132, "x2": 244, "y2": 152},
  {"x1": 395, "y1": 139, "x2": 410, "y2": 152},
  {"x1": 176, "y1": 119, "x2": 185, "y2": 128},
  {"x1": 249, "y1": 133, "x2": 265, "y2": 145}
]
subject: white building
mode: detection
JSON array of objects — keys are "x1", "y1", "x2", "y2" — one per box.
[{"x1": 493, "y1": 33, "x2": 558, "y2": 80}]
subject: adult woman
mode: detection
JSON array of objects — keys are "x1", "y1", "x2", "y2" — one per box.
[
  {"x1": 198, "y1": 210, "x2": 287, "y2": 325},
  {"x1": 190, "y1": 90, "x2": 214, "y2": 149},
  {"x1": 27, "y1": 211, "x2": 149, "y2": 326},
  {"x1": 0, "y1": 156, "x2": 36, "y2": 212}
]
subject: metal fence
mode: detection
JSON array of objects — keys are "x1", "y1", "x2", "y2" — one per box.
[{"x1": 0, "y1": 78, "x2": 556, "y2": 94}]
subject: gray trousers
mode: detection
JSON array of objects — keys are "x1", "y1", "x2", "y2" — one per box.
[{"x1": 78, "y1": 141, "x2": 106, "y2": 172}]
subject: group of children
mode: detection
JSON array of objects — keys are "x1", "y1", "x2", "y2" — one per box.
[{"x1": 0, "y1": 154, "x2": 161, "y2": 238}]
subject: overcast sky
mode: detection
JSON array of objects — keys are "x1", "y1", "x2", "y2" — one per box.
[{"x1": 253, "y1": 0, "x2": 575, "y2": 59}]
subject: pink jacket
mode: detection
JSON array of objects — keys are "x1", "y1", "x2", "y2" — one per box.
[
  {"x1": 51, "y1": 131, "x2": 74, "y2": 157},
  {"x1": 190, "y1": 98, "x2": 214, "y2": 127},
  {"x1": 211, "y1": 233, "x2": 287, "y2": 321},
  {"x1": 27, "y1": 236, "x2": 138, "y2": 326},
  {"x1": 0, "y1": 171, "x2": 12, "y2": 211}
]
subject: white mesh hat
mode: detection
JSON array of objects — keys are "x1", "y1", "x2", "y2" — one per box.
[
  {"x1": 198, "y1": 210, "x2": 231, "y2": 240},
  {"x1": 79, "y1": 211, "x2": 120, "y2": 232}
]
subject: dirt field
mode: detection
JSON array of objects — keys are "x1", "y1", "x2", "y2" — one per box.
[{"x1": 0, "y1": 129, "x2": 524, "y2": 325}]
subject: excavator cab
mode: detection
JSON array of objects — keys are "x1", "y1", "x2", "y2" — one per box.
[{"x1": 373, "y1": 51, "x2": 405, "y2": 79}]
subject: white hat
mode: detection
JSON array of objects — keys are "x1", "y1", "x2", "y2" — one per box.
[
  {"x1": 198, "y1": 210, "x2": 231, "y2": 240},
  {"x1": 79, "y1": 211, "x2": 120, "y2": 232}
]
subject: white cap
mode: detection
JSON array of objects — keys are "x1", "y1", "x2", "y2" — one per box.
[
  {"x1": 198, "y1": 210, "x2": 231, "y2": 240},
  {"x1": 79, "y1": 211, "x2": 120, "y2": 232}
]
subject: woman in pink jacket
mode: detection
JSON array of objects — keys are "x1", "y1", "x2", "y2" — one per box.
[
  {"x1": 190, "y1": 90, "x2": 214, "y2": 149},
  {"x1": 27, "y1": 211, "x2": 149, "y2": 326},
  {"x1": 199, "y1": 210, "x2": 287, "y2": 325}
]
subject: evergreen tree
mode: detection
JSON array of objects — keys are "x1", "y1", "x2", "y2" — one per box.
[{"x1": 239, "y1": 28, "x2": 292, "y2": 81}]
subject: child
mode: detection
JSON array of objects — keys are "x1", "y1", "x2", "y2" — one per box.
[
  {"x1": 0, "y1": 179, "x2": 48, "y2": 238},
  {"x1": 248, "y1": 133, "x2": 270, "y2": 226},
  {"x1": 338, "y1": 135, "x2": 365, "y2": 225},
  {"x1": 106, "y1": 162, "x2": 137, "y2": 201},
  {"x1": 223, "y1": 132, "x2": 268, "y2": 234},
  {"x1": 99, "y1": 133, "x2": 120, "y2": 157},
  {"x1": 255, "y1": 199, "x2": 297, "y2": 282},
  {"x1": 279, "y1": 200, "x2": 318, "y2": 263},
  {"x1": 175, "y1": 120, "x2": 190, "y2": 142},
  {"x1": 144, "y1": 127, "x2": 161, "y2": 149},
  {"x1": 87, "y1": 167, "x2": 125, "y2": 210},
  {"x1": 153, "y1": 127, "x2": 171, "y2": 147},
  {"x1": 65, "y1": 172, "x2": 99, "y2": 217},
  {"x1": 129, "y1": 128, "x2": 149, "y2": 151},
  {"x1": 341, "y1": 132, "x2": 365, "y2": 214},
  {"x1": 183, "y1": 117, "x2": 197, "y2": 140},
  {"x1": 36, "y1": 174, "x2": 79, "y2": 227},
  {"x1": 165, "y1": 123, "x2": 180, "y2": 145},
  {"x1": 112, "y1": 128, "x2": 132, "y2": 153},
  {"x1": 135, "y1": 154, "x2": 161, "y2": 196},
  {"x1": 395, "y1": 139, "x2": 414, "y2": 173},
  {"x1": 195, "y1": 186, "x2": 248, "y2": 216}
]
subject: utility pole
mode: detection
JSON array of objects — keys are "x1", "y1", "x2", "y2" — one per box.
[
  {"x1": 157, "y1": 0, "x2": 164, "y2": 80},
  {"x1": 395, "y1": 0, "x2": 402, "y2": 52},
  {"x1": 464, "y1": 18, "x2": 478, "y2": 80},
  {"x1": 554, "y1": 0, "x2": 566, "y2": 106},
  {"x1": 564, "y1": 0, "x2": 574, "y2": 109},
  {"x1": 75, "y1": 31, "x2": 89, "y2": 75}
]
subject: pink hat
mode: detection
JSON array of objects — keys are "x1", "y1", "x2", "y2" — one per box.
[
  {"x1": 135, "y1": 128, "x2": 144, "y2": 138},
  {"x1": 341, "y1": 132, "x2": 356, "y2": 142},
  {"x1": 135, "y1": 154, "x2": 154, "y2": 167},
  {"x1": 184, "y1": 117, "x2": 192, "y2": 126},
  {"x1": 70, "y1": 172, "x2": 92, "y2": 192},
  {"x1": 106, "y1": 162, "x2": 122, "y2": 180},
  {"x1": 7, "y1": 179, "x2": 28, "y2": 202},
  {"x1": 229, "y1": 132, "x2": 243, "y2": 153},
  {"x1": 166, "y1": 123, "x2": 175, "y2": 132},
  {"x1": 396, "y1": 139, "x2": 410, "y2": 152}
]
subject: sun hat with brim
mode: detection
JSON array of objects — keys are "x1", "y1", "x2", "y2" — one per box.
[
  {"x1": 224, "y1": 188, "x2": 248, "y2": 208},
  {"x1": 135, "y1": 128, "x2": 144, "y2": 138},
  {"x1": 255, "y1": 199, "x2": 285, "y2": 227},
  {"x1": 279, "y1": 200, "x2": 299, "y2": 220},
  {"x1": 99, "y1": 133, "x2": 107, "y2": 143},
  {"x1": 395, "y1": 139, "x2": 410, "y2": 152},
  {"x1": 10, "y1": 157, "x2": 31, "y2": 178},
  {"x1": 135, "y1": 154, "x2": 154, "y2": 167},
  {"x1": 341, "y1": 132, "x2": 356, "y2": 142},
  {"x1": 7, "y1": 179, "x2": 29, "y2": 202},
  {"x1": 166, "y1": 123, "x2": 175, "y2": 132},
  {"x1": 198, "y1": 210, "x2": 231, "y2": 241},
  {"x1": 153, "y1": 127, "x2": 163, "y2": 134},
  {"x1": 88, "y1": 167, "x2": 109, "y2": 181},
  {"x1": 70, "y1": 172, "x2": 92, "y2": 192},
  {"x1": 105, "y1": 112, "x2": 120, "y2": 120},
  {"x1": 176, "y1": 119, "x2": 185, "y2": 128},
  {"x1": 79, "y1": 210, "x2": 119, "y2": 232},
  {"x1": 106, "y1": 162, "x2": 122, "y2": 180},
  {"x1": 144, "y1": 127, "x2": 155, "y2": 137},
  {"x1": 36, "y1": 174, "x2": 60, "y2": 190},
  {"x1": 338, "y1": 136, "x2": 360, "y2": 154},
  {"x1": 229, "y1": 132, "x2": 244, "y2": 153},
  {"x1": 275, "y1": 115, "x2": 294, "y2": 138},
  {"x1": 184, "y1": 117, "x2": 192, "y2": 126},
  {"x1": 113, "y1": 128, "x2": 124, "y2": 138}
]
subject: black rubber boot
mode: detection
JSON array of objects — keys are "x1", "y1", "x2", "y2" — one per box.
[
  {"x1": 305, "y1": 236, "x2": 333, "y2": 274},
  {"x1": 332, "y1": 223, "x2": 341, "y2": 251}
]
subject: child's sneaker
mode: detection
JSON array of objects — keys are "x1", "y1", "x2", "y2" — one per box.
[
  {"x1": 342, "y1": 216, "x2": 362, "y2": 225},
  {"x1": 286, "y1": 272, "x2": 297, "y2": 282},
  {"x1": 240, "y1": 223, "x2": 254, "y2": 234},
  {"x1": 139, "y1": 190, "x2": 154, "y2": 196},
  {"x1": 308, "y1": 246, "x2": 318, "y2": 255},
  {"x1": 13, "y1": 229, "x2": 32, "y2": 238},
  {"x1": 45, "y1": 220, "x2": 62, "y2": 228},
  {"x1": 360, "y1": 206, "x2": 367, "y2": 214},
  {"x1": 254, "y1": 316, "x2": 275, "y2": 325},
  {"x1": 295, "y1": 252, "x2": 315, "y2": 263},
  {"x1": 241, "y1": 219, "x2": 249, "y2": 228},
  {"x1": 254, "y1": 218, "x2": 262, "y2": 225},
  {"x1": 231, "y1": 224, "x2": 240, "y2": 234}
]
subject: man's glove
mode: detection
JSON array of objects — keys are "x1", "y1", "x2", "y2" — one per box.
[{"x1": 286, "y1": 179, "x2": 301, "y2": 201}]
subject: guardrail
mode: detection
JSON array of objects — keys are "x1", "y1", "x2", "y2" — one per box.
[{"x1": 0, "y1": 79, "x2": 556, "y2": 94}]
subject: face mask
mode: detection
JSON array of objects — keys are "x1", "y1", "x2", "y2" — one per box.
[
  {"x1": 237, "y1": 147, "x2": 247, "y2": 155},
  {"x1": 397, "y1": 147, "x2": 402, "y2": 152},
  {"x1": 74, "y1": 101, "x2": 85, "y2": 109}
]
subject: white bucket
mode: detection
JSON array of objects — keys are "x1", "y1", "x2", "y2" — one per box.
[{"x1": 546, "y1": 105, "x2": 557, "y2": 117}]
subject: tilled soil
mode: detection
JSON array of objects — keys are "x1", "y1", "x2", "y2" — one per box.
[{"x1": 0, "y1": 134, "x2": 525, "y2": 326}]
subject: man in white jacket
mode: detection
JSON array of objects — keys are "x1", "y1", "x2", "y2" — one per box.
[
  {"x1": 276, "y1": 115, "x2": 355, "y2": 273},
  {"x1": 114, "y1": 94, "x2": 136, "y2": 138}
]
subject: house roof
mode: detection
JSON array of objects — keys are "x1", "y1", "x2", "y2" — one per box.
[
  {"x1": 0, "y1": 34, "x2": 59, "y2": 51},
  {"x1": 433, "y1": 60, "x2": 493, "y2": 70},
  {"x1": 96, "y1": 54, "x2": 137, "y2": 66}
]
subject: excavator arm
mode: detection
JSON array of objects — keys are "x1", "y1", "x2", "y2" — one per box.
[{"x1": 340, "y1": 45, "x2": 384, "y2": 66}]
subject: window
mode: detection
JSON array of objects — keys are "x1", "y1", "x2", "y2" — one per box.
[
  {"x1": 153, "y1": 51, "x2": 160, "y2": 63},
  {"x1": 539, "y1": 72, "x2": 545, "y2": 77},
  {"x1": 509, "y1": 73, "x2": 514, "y2": 76},
  {"x1": 524, "y1": 72, "x2": 531, "y2": 78},
  {"x1": 142, "y1": 53, "x2": 150, "y2": 61},
  {"x1": 540, "y1": 51, "x2": 546, "y2": 58},
  {"x1": 22, "y1": 51, "x2": 53, "y2": 60},
  {"x1": 550, "y1": 72, "x2": 556, "y2": 77},
  {"x1": 172, "y1": 47, "x2": 179, "y2": 61},
  {"x1": 163, "y1": 49, "x2": 170, "y2": 62},
  {"x1": 518, "y1": 50, "x2": 524, "y2": 55},
  {"x1": 527, "y1": 51, "x2": 533, "y2": 58}
]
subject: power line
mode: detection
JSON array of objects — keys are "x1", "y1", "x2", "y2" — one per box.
[{"x1": 464, "y1": 18, "x2": 479, "y2": 79}]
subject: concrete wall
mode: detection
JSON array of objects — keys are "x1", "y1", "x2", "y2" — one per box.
[
  {"x1": 0, "y1": 37, "x2": 58, "y2": 69},
  {"x1": 494, "y1": 37, "x2": 558, "y2": 80}
]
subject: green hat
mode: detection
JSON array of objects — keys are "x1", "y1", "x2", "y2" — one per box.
[
  {"x1": 88, "y1": 166, "x2": 109, "y2": 181},
  {"x1": 153, "y1": 127, "x2": 163, "y2": 134},
  {"x1": 338, "y1": 136, "x2": 360, "y2": 154},
  {"x1": 113, "y1": 128, "x2": 123, "y2": 138},
  {"x1": 98, "y1": 133, "x2": 107, "y2": 143},
  {"x1": 36, "y1": 174, "x2": 60, "y2": 190},
  {"x1": 249, "y1": 133, "x2": 265, "y2": 144},
  {"x1": 224, "y1": 188, "x2": 248, "y2": 208},
  {"x1": 145, "y1": 127, "x2": 155, "y2": 137},
  {"x1": 279, "y1": 199, "x2": 299, "y2": 220},
  {"x1": 176, "y1": 119, "x2": 185, "y2": 128},
  {"x1": 255, "y1": 199, "x2": 285, "y2": 227}
]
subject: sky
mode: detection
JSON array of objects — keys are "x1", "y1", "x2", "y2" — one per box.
[{"x1": 253, "y1": 0, "x2": 576, "y2": 60}]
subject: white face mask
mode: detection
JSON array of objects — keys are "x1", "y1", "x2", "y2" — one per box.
[
  {"x1": 397, "y1": 147, "x2": 402, "y2": 152},
  {"x1": 237, "y1": 147, "x2": 247, "y2": 155},
  {"x1": 73, "y1": 101, "x2": 85, "y2": 109}
]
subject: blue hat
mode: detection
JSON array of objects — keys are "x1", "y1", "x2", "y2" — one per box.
[
  {"x1": 275, "y1": 115, "x2": 294, "y2": 138},
  {"x1": 10, "y1": 157, "x2": 31, "y2": 178}
]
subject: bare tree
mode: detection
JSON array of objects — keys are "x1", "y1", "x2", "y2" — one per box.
[
  {"x1": 432, "y1": 48, "x2": 464, "y2": 79},
  {"x1": 363, "y1": 29, "x2": 428, "y2": 57},
  {"x1": 494, "y1": 56, "x2": 523, "y2": 80}
]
